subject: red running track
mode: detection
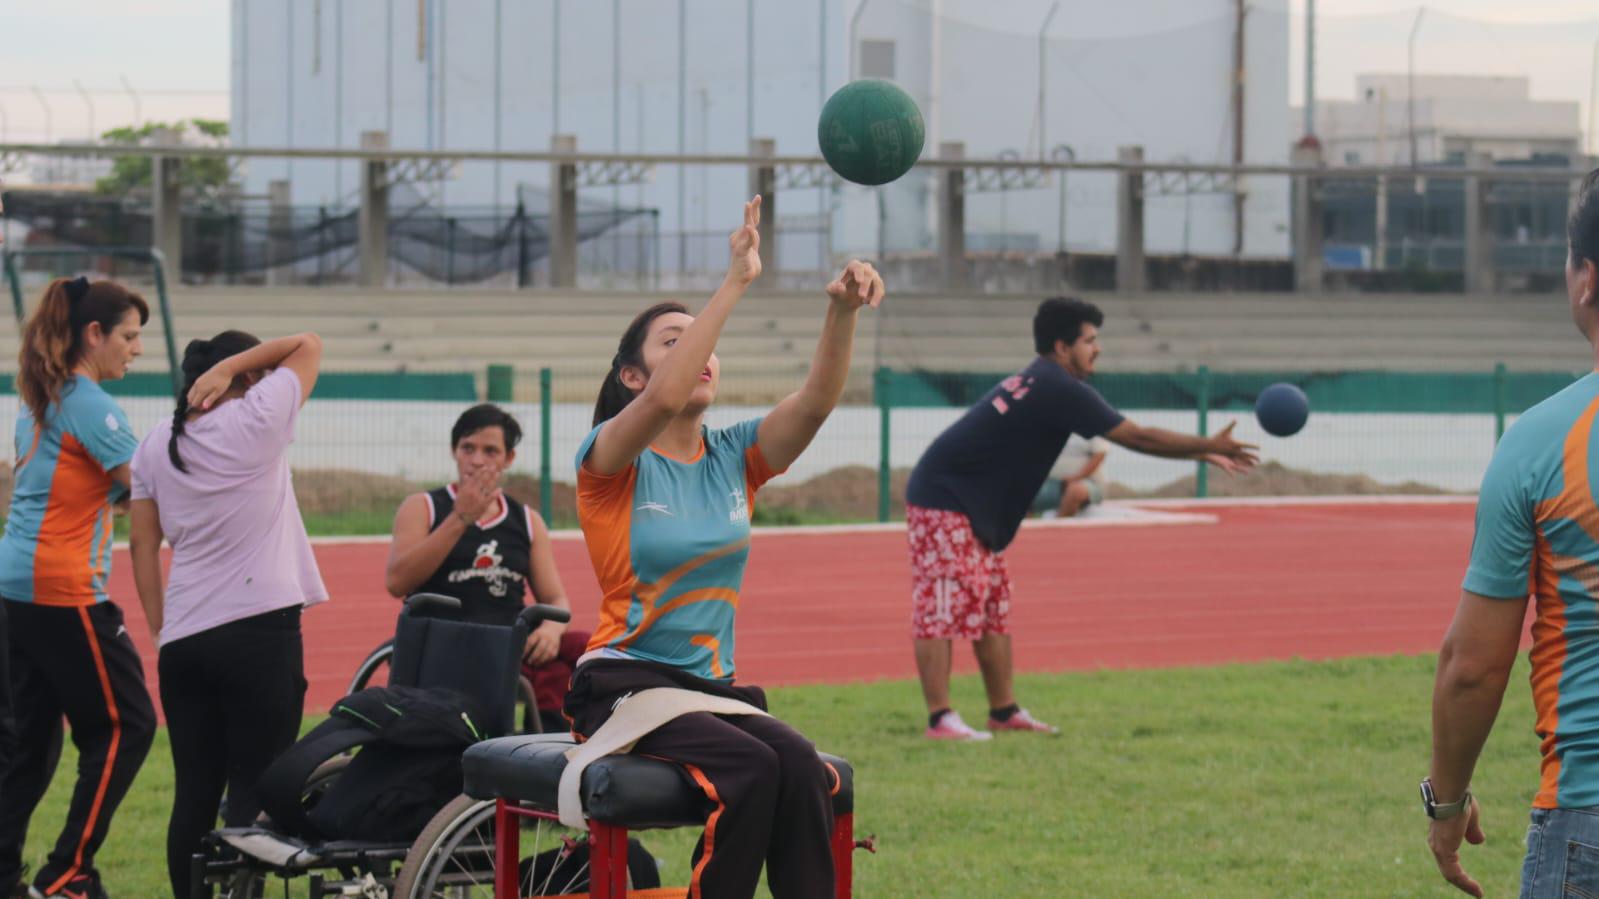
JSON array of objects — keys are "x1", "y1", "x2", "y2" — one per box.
[{"x1": 103, "y1": 501, "x2": 1479, "y2": 716}]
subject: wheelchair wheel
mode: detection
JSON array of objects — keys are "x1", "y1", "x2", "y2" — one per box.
[
  {"x1": 392, "y1": 795, "x2": 649, "y2": 898},
  {"x1": 347, "y1": 638, "x2": 394, "y2": 694}
]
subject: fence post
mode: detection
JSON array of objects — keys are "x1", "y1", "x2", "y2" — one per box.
[
  {"x1": 486, "y1": 364, "x2": 513, "y2": 402},
  {"x1": 876, "y1": 367, "x2": 891, "y2": 523},
  {"x1": 1195, "y1": 366, "x2": 1211, "y2": 499},
  {"x1": 1493, "y1": 362, "x2": 1507, "y2": 444},
  {"x1": 540, "y1": 367, "x2": 554, "y2": 525}
]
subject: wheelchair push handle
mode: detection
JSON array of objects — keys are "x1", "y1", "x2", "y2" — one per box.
[
  {"x1": 405, "y1": 593, "x2": 464, "y2": 614},
  {"x1": 517, "y1": 604, "x2": 572, "y2": 629}
]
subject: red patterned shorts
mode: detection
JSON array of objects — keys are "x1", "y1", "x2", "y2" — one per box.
[{"x1": 907, "y1": 504, "x2": 1012, "y2": 640}]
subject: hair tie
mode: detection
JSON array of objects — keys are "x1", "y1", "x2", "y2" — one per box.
[{"x1": 64, "y1": 277, "x2": 90, "y2": 303}]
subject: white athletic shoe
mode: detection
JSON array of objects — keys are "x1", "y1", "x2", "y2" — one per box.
[{"x1": 924, "y1": 711, "x2": 993, "y2": 742}]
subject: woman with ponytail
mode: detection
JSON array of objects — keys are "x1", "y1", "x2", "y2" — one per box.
[
  {"x1": 126, "y1": 330, "x2": 324, "y2": 899},
  {"x1": 567, "y1": 196, "x2": 885, "y2": 898},
  {"x1": 0, "y1": 276, "x2": 156, "y2": 899}
]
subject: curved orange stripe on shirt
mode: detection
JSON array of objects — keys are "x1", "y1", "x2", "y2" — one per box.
[
  {"x1": 615, "y1": 587, "x2": 741, "y2": 651},
  {"x1": 635, "y1": 538, "x2": 751, "y2": 607},
  {"x1": 689, "y1": 635, "x2": 724, "y2": 678},
  {"x1": 1536, "y1": 395, "x2": 1599, "y2": 536},
  {"x1": 33, "y1": 433, "x2": 113, "y2": 605},
  {"x1": 1532, "y1": 533, "x2": 1568, "y2": 807},
  {"x1": 577, "y1": 463, "x2": 639, "y2": 651}
]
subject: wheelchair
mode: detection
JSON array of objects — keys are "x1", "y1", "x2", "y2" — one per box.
[
  {"x1": 189, "y1": 594, "x2": 573, "y2": 898},
  {"x1": 349, "y1": 632, "x2": 544, "y2": 734}
]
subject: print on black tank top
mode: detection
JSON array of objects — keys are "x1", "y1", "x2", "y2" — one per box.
[{"x1": 414, "y1": 485, "x2": 532, "y2": 626}]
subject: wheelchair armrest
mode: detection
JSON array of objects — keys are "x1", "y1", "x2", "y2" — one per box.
[{"x1": 517, "y1": 604, "x2": 572, "y2": 629}]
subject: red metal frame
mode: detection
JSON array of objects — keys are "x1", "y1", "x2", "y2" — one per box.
[{"x1": 491, "y1": 800, "x2": 856, "y2": 898}]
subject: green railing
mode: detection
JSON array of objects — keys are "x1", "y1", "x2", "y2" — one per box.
[{"x1": 0, "y1": 363, "x2": 1575, "y2": 532}]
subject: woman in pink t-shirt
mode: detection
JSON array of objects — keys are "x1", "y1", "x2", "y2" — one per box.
[{"x1": 127, "y1": 330, "x2": 324, "y2": 899}]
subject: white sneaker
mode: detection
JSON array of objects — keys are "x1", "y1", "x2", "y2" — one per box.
[{"x1": 924, "y1": 711, "x2": 993, "y2": 741}]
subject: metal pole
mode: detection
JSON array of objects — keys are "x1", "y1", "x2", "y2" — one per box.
[
  {"x1": 552, "y1": 0, "x2": 561, "y2": 135},
  {"x1": 1589, "y1": 38, "x2": 1599, "y2": 158},
  {"x1": 72, "y1": 80, "x2": 94, "y2": 142},
  {"x1": 1195, "y1": 367, "x2": 1210, "y2": 499},
  {"x1": 677, "y1": 0, "x2": 686, "y2": 277},
  {"x1": 1303, "y1": 0, "x2": 1315, "y2": 138},
  {"x1": 848, "y1": 0, "x2": 869, "y2": 81},
  {"x1": 1407, "y1": 7, "x2": 1425, "y2": 167},
  {"x1": 386, "y1": 0, "x2": 393, "y2": 137},
  {"x1": 238, "y1": 0, "x2": 248, "y2": 144},
  {"x1": 439, "y1": 0, "x2": 447, "y2": 208},
  {"x1": 1052, "y1": 144, "x2": 1074, "y2": 253},
  {"x1": 335, "y1": 0, "x2": 344, "y2": 204},
  {"x1": 119, "y1": 75, "x2": 141, "y2": 131},
  {"x1": 1230, "y1": 0, "x2": 1245, "y2": 256},
  {"x1": 747, "y1": 0, "x2": 755, "y2": 146},
  {"x1": 30, "y1": 86, "x2": 51, "y2": 144},
  {"x1": 1493, "y1": 362, "x2": 1507, "y2": 443},
  {"x1": 876, "y1": 367, "x2": 891, "y2": 523},
  {"x1": 1037, "y1": 2, "x2": 1059, "y2": 160},
  {"x1": 425, "y1": 0, "x2": 434, "y2": 151},
  {"x1": 287, "y1": 0, "x2": 295, "y2": 184},
  {"x1": 540, "y1": 367, "x2": 553, "y2": 524},
  {"x1": 613, "y1": 0, "x2": 621, "y2": 222},
  {"x1": 494, "y1": 0, "x2": 502, "y2": 219}
]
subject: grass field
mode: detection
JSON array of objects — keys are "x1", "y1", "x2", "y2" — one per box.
[{"x1": 21, "y1": 654, "x2": 1534, "y2": 898}]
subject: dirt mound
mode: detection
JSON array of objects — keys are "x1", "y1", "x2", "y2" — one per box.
[
  {"x1": 1105, "y1": 460, "x2": 1453, "y2": 500},
  {"x1": 755, "y1": 460, "x2": 1454, "y2": 523}
]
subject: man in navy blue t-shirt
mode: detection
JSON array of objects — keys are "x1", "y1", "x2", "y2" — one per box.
[{"x1": 906, "y1": 297, "x2": 1258, "y2": 741}]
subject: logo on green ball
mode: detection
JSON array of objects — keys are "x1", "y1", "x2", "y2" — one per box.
[{"x1": 818, "y1": 80, "x2": 926, "y2": 186}]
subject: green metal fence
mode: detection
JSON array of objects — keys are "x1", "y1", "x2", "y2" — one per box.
[{"x1": 0, "y1": 364, "x2": 1576, "y2": 533}]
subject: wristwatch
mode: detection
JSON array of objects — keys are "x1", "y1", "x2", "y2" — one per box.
[{"x1": 1420, "y1": 778, "x2": 1473, "y2": 820}]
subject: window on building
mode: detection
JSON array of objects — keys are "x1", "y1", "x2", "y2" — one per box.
[{"x1": 1344, "y1": 151, "x2": 1360, "y2": 165}]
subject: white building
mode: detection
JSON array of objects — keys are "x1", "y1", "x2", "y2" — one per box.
[
  {"x1": 231, "y1": 0, "x2": 1292, "y2": 273},
  {"x1": 1304, "y1": 74, "x2": 1580, "y2": 167}
]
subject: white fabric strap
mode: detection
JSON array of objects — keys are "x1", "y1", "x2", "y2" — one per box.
[{"x1": 557, "y1": 687, "x2": 769, "y2": 828}]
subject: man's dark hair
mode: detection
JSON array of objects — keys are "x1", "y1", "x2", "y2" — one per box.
[
  {"x1": 1033, "y1": 297, "x2": 1105, "y2": 356},
  {"x1": 1570, "y1": 168, "x2": 1599, "y2": 267},
  {"x1": 451, "y1": 403, "x2": 522, "y2": 451}
]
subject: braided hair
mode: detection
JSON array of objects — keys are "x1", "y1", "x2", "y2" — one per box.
[{"x1": 169, "y1": 330, "x2": 261, "y2": 474}]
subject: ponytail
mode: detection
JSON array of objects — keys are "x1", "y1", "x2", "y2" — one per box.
[
  {"x1": 592, "y1": 301, "x2": 687, "y2": 426},
  {"x1": 17, "y1": 277, "x2": 148, "y2": 423},
  {"x1": 168, "y1": 331, "x2": 262, "y2": 474}
]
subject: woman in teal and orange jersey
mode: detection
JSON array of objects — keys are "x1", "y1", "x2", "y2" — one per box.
[
  {"x1": 0, "y1": 277, "x2": 157, "y2": 899},
  {"x1": 566, "y1": 196, "x2": 883, "y2": 899}
]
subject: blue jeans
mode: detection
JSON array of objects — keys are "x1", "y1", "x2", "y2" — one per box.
[{"x1": 1521, "y1": 807, "x2": 1599, "y2": 898}]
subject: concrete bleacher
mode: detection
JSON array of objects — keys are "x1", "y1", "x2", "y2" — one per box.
[{"x1": 2, "y1": 286, "x2": 1588, "y2": 402}]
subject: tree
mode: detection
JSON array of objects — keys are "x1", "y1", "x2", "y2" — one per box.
[{"x1": 95, "y1": 119, "x2": 233, "y2": 200}]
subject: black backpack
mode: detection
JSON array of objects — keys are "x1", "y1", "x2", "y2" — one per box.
[{"x1": 259, "y1": 685, "x2": 489, "y2": 842}]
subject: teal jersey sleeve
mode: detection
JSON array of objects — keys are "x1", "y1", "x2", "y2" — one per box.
[
  {"x1": 64, "y1": 384, "x2": 137, "y2": 473},
  {"x1": 575, "y1": 423, "x2": 606, "y2": 473},
  {"x1": 1463, "y1": 441, "x2": 1535, "y2": 599}
]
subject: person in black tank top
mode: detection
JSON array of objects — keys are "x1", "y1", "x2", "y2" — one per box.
[
  {"x1": 385, "y1": 405, "x2": 587, "y2": 723},
  {"x1": 413, "y1": 484, "x2": 534, "y2": 626}
]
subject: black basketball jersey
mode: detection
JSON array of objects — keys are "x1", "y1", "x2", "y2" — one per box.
[{"x1": 414, "y1": 485, "x2": 533, "y2": 626}]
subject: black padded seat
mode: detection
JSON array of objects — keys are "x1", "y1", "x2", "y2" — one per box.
[{"x1": 462, "y1": 734, "x2": 854, "y2": 830}]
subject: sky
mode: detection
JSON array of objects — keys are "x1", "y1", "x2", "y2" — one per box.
[{"x1": 4, "y1": 1, "x2": 1599, "y2": 147}]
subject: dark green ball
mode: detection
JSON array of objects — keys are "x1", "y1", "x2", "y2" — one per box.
[{"x1": 817, "y1": 79, "x2": 926, "y2": 186}]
